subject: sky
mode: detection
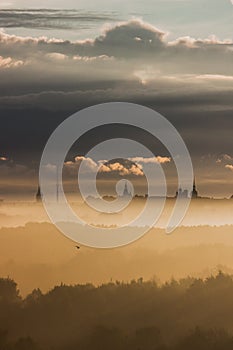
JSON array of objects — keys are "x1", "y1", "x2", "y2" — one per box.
[
  {"x1": 0, "y1": 0, "x2": 233, "y2": 198},
  {"x1": 1, "y1": 0, "x2": 233, "y2": 40}
]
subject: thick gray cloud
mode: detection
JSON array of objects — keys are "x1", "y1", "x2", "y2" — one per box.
[
  {"x1": 0, "y1": 19, "x2": 167, "y2": 60},
  {"x1": 0, "y1": 19, "x2": 232, "y2": 101},
  {"x1": 0, "y1": 19, "x2": 232, "y2": 198},
  {"x1": 0, "y1": 19, "x2": 232, "y2": 65}
]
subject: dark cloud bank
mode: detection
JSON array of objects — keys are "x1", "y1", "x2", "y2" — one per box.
[{"x1": 0, "y1": 19, "x2": 232, "y2": 167}]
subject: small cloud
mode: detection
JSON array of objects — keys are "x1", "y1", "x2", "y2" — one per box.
[
  {"x1": 99, "y1": 162, "x2": 144, "y2": 176},
  {"x1": 129, "y1": 164, "x2": 144, "y2": 176},
  {"x1": 44, "y1": 164, "x2": 57, "y2": 172},
  {"x1": 0, "y1": 56, "x2": 23, "y2": 69},
  {"x1": 215, "y1": 154, "x2": 233, "y2": 164},
  {"x1": 46, "y1": 53, "x2": 68, "y2": 61},
  {"x1": 64, "y1": 156, "x2": 98, "y2": 175},
  {"x1": 225, "y1": 164, "x2": 233, "y2": 171},
  {"x1": 64, "y1": 155, "x2": 170, "y2": 177},
  {"x1": 223, "y1": 154, "x2": 233, "y2": 161},
  {"x1": 74, "y1": 156, "x2": 98, "y2": 171},
  {"x1": 129, "y1": 156, "x2": 171, "y2": 164}
]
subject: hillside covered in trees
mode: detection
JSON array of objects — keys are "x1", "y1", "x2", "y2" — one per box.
[{"x1": 1, "y1": 272, "x2": 233, "y2": 349}]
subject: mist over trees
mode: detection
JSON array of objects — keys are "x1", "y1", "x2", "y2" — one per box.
[{"x1": 1, "y1": 272, "x2": 233, "y2": 349}]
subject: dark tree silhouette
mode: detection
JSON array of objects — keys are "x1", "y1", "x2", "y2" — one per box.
[
  {"x1": 0, "y1": 273, "x2": 233, "y2": 350},
  {"x1": 0, "y1": 277, "x2": 20, "y2": 304}
]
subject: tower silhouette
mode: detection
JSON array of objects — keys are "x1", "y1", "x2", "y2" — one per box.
[
  {"x1": 123, "y1": 181, "x2": 131, "y2": 197},
  {"x1": 36, "y1": 185, "x2": 42, "y2": 202},
  {"x1": 191, "y1": 178, "x2": 198, "y2": 199}
]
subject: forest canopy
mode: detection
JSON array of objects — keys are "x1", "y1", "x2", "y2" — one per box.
[{"x1": 1, "y1": 272, "x2": 233, "y2": 349}]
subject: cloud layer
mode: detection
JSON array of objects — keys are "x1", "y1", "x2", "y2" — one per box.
[
  {"x1": 0, "y1": 9, "x2": 119, "y2": 29},
  {"x1": 64, "y1": 155, "x2": 170, "y2": 178},
  {"x1": 0, "y1": 19, "x2": 232, "y2": 117},
  {"x1": 0, "y1": 18, "x2": 233, "y2": 197},
  {"x1": 0, "y1": 19, "x2": 232, "y2": 84}
]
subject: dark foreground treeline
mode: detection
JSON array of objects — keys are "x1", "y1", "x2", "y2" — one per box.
[{"x1": 1, "y1": 272, "x2": 233, "y2": 350}]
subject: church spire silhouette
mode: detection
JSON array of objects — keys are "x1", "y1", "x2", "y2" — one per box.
[
  {"x1": 36, "y1": 185, "x2": 42, "y2": 202},
  {"x1": 123, "y1": 181, "x2": 131, "y2": 197},
  {"x1": 191, "y1": 177, "x2": 198, "y2": 198}
]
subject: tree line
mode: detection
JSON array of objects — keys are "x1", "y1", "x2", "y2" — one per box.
[{"x1": 1, "y1": 271, "x2": 233, "y2": 349}]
